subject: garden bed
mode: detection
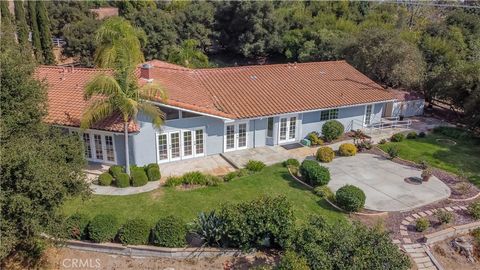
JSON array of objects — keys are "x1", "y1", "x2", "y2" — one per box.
[
  {"x1": 369, "y1": 147, "x2": 480, "y2": 200},
  {"x1": 431, "y1": 235, "x2": 480, "y2": 270}
]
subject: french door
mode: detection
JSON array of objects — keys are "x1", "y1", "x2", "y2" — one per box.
[
  {"x1": 157, "y1": 128, "x2": 205, "y2": 163},
  {"x1": 71, "y1": 130, "x2": 116, "y2": 164},
  {"x1": 278, "y1": 115, "x2": 297, "y2": 143},
  {"x1": 364, "y1": 104, "x2": 374, "y2": 126},
  {"x1": 224, "y1": 122, "x2": 248, "y2": 152}
]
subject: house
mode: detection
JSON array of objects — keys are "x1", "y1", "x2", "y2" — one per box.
[{"x1": 36, "y1": 60, "x2": 423, "y2": 166}]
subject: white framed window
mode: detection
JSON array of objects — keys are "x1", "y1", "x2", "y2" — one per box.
[
  {"x1": 70, "y1": 129, "x2": 116, "y2": 164},
  {"x1": 224, "y1": 121, "x2": 249, "y2": 152},
  {"x1": 156, "y1": 127, "x2": 206, "y2": 163},
  {"x1": 320, "y1": 109, "x2": 339, "y2": 121}
]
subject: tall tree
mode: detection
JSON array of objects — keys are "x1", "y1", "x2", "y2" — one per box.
[
  {"x1": 168, "y1": 39, "x2": 210, "y2": 68},
  {"x1": 0, "y1": 1, "x2": 12, "y2": 24},
  {"x1": 82, "y1": 18, "x2": 165, "y2": 175},
  {"x1": 27, "y1": 1, "x2": 43, "y2": 63},
  {"x1": 0, "y1": 21, "x2": 88, "y2": 263},
  {"x1": 14, "y1": 0, "x2": 30, "y2": 46},
  {"x1": 62, "y1": 17, "x2": 100, "y2": 67},
  {"x1": 36, "y1": 1, "x2": 55, "y2": 64}
]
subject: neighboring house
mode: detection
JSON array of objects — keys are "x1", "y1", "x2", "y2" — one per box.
[{"x1": 36, "y1": 60, "x2": 423, "y2": 166}]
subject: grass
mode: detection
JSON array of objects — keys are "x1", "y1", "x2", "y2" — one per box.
[
  {"x1": 379, "y1": 133, "x2": 480, "y2": 186},
  {"x1": 62, "y1": 164, "x2": 344, "y2": 227}
]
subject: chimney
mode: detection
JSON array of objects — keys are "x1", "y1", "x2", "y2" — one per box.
[{"x1": 140, "y1": 63, "x2": 153, "y2": 81}]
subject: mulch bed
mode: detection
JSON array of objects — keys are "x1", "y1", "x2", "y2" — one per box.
[{"x1": 366, "y1": 147, "x2": 480, "y2": 200}]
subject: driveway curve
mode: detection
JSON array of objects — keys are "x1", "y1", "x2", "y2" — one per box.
[{"x1": 324, "y1": 154, "x2": 451, "y2": 212}]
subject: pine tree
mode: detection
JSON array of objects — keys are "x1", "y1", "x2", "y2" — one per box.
[
  {"x1": 36, "y1": 1, "x2": 55, "y2": 64},
  {"x1": 27, "y1": 1, "x2": 43, "y2": 63},
  {"x1": 14, "y1": 1, "x2": 30, "y2": 46}
]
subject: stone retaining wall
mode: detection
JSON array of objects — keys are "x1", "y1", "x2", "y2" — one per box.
[
  {"x1": 424, "y1": 221, "x2": 480, "y2": 244},
  {"x1": 64, "y1": 239, "x2": 242, "y2": 258}
]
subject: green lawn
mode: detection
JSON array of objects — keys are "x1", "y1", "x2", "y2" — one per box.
[
  {"x1": 379, "y1": 133, "x2": 480, "y2": 186},
  {"x1": 62, "y1": 164, "x2": 344, "y2": 227}
]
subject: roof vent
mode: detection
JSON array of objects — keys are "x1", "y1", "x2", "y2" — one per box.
[
  {"x1": 250, "y1": 75, "x2": 257, "y2": 80},
  {"x1": 319, "y1": 71, "x2": 326, "y2": 75},
  {"x1": 140, "y1": 63, "x2": 153, "y2": 80}
]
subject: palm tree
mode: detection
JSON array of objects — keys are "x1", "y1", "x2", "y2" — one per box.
[{"x1": 81, "y1": 17, "x2": 165, "y2": 175}]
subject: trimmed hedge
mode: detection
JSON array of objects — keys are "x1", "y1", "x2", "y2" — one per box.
[
  {"x1": 118, "y1": 219, "x2": 150, "y2": 245},
  {"x1": 150, "y1": 216, "x2": 186, "y2": 247},
  {"x1": 316, "y1": 146, "x2": 335, "y2": 163},
  {"x1": 322, "y1": 120, "x2": 344, "y2": 142},
  {"x1": 390, "y1": 133, "x2": 405, "y2": 142},
  {"x1": 98, "y1": 172, "x2": 113, "y2": 186},
  {"x1": 145, "y1": 163, "x2": 161, "y2": 181},
  {"x1": 65, "y1": 213, "x2": 90, "y2": 240},
  {"x1": 300, "y1": 160, "x2": 330, "y2": 187},
  {"x1": 87, "y1": 214, "x2": 119, "y2": 243},
  {"x1": 115, "y1": 173, "x2": 130, "y2": 188},
  {"x1": 131, "y1": 167, "x2": 148, "y2": 187},
  {"x1": 335, "y1": 185, "x2": 366, "y2": 212},
  {"x1": 245, "y1": 160, "x2": 266, "y2": 172},
  {"x1": 313, "y1": 186, "x2": 334, "y2": 200},
  {"x1": 338, "y1": 143, "x2": 357, "y2": 156},
  {"x1": 283, "y1": 158, "x2": 300, "y2": 168},
  {"x1": 109, "y1": 165, "x2": 124, "y2": 179}
]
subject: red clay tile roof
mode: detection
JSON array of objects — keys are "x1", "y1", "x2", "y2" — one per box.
[
  {"x1": 36, "y1": 66, "x2": 139, "y2": 133},
  {"x1": 387, "y1": 88, "x2": 424, "y2": 101},
  {"x1": 36, "y1": 60, "x2": 397, "y2": 132}
]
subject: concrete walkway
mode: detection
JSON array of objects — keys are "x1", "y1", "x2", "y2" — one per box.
[
  {"x1": 91, "y1": 181, "x2": 160, "y2": 196},
  {"x1": 324, "y1": 154, "x2": 451, "y2": 212}
]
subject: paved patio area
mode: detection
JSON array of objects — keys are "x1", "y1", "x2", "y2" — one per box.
[
  {"x1": 324, "y1": 154, "x2": 451, "y2": 212},
  {"x1": 159, "y1": 154, "x2": 235, "y2": 179}
]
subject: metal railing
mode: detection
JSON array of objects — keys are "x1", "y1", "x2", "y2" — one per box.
[{"x1": 351, "y1": 117, "x2": 412, "y2": 135}]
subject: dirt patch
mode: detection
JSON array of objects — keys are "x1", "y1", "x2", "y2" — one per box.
[
  {"x1": 175, "y1": 184, "x2": 206, "y2": 191},
  {"x1": 35, "y1": 247, "x2": 278, "y2": 270},
  {"x1": 431, "y1": 235, "x2": 480, "y2": 270}
]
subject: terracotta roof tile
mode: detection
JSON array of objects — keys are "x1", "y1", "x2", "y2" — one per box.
[{"x1": 37, "y1": 60, "x2": 396, "y2": 132}]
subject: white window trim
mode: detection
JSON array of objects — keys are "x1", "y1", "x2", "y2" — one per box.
[
  {"x1": 363, "y1": 104, "x2": 375, "y2": 126},
  {"x1": 224, "y1": 121, "x2": 249, "y2": 152},
  {"x1": 69, "y1": 128, "x2": 117, "y2": 164},
  {"x1": 155, "y1": 127, "x2": 206, "y2": 163},
  {"x1": 278, "y1": 114, "x2": 298, "y2": 144}
]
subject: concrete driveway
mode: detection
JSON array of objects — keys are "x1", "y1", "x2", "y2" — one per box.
[{"x1": 324, "y1": 154, "x2": 451, "y2": 212}]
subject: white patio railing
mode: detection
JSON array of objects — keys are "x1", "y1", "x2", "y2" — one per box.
[{"x1": 351, "y1": 117, "x2": 412, "y2": 135}]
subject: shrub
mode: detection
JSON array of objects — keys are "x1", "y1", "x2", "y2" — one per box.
[
  {"x1": 406, "y1": 132, "x2": 417, "y2": 139},
  {"x1": 237, "y1": 169, "x2": 250, "y2": 177},
  {"x1": 338, "y1": 143, "x2": 357, "y2": 156},
  {"x1": 145, "y1": 163, "x2": 161, "y2": 181},
  {"x1": 283, "y1": 158, "x2": 300, "y2": 168},
  {"x1": 436, "y1": 210, "x2": 453, "y2": 224},
  {"x1": 131, "y1": 167, "x2": 148, "y2": 187},
  {"x1": 316, "y1": 146, "x2": 335, "y2": 162},
  {"x1": 223, "y1": 171, "x2": 238, "y2": 182},
  {"x1": 390, "y1": 133, "x2": 405, "y2": 142},
  {"x1": 194, "y1": 211, "x2": 224, "y2": 247},
  {"x1": 205, "y1": 175, "x2": 223, "y2": 186},
  {"x1": 117, "y1": 219, "x2": 150, "y2": 245},
  {"x1": 307, "y1": 132, "x2": 324, "y2": 146},
  {"x1": 65, "y1": 213, "x2": 89, "y2": 240},
  {"x1": 220, "y1": 196, "x2": 294, "y2": 250},
  {"x1": 98, "y1": 172, "x2": 113, "y2": 186},
  {"x1": 322, "y1": 120, "x2": 344, "y2": 142},
  {"x1": 245, "y1": 160, "x2": 266, "y2": 172},
  {"x1": 277, "y1": 250, "x2": 309, "y2": 270},
  {"x1": 468, "y1": 201, "x2": 480, "y2": 220},
  {"x1": 471, "y1": 228, "x2": 480, "y2": 245},
  {"x1": 182, "y1": 171, "x2": 208, "y2": 185},
  {"x1": 386, "y1": 146, "x2": 399, "y2": 159},
  {"x1": 418, "y1": 131, "x2": 426, "y2": 138},
  {"x1": 433, "y1": 126, "x2": 472, "y2": 139},
  {"x1": 87, "y1": 214, "x2": 119, "y2": 243},
  {"x1": 150, "y1": 216, "x2": 186, "y2": 247},
  {"x1": 300, "y1": 160, "x2": 330, "y2": 187},
  {"x1": 165, "y1": 176, "x2": 183, "y2": 187},
  {"x1": 415, "y1": 218, "x2": 430, "y2": 232},
  {"x1": 335, "y1": 185, "x2": 366, "y2": 212},
  {"x1": 313, "y1": 186, "x2": 334, "y2": 201},
  {"x1": 379, "y1": 138, "x2": 387, "y2": 144},
  {"x1": 109, "y1": 165, "x2": 124, "y2": 179},
  {"x1": 115, "y1": 173, "x2": 130, "y2": 188}
]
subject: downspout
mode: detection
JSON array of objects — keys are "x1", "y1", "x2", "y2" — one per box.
[{"x1": 253, "y1": 120, "x2": 256, "y2": 148}]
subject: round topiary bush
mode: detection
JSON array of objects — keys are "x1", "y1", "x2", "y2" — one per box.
[
  {"x1": 98, "y1": 172, "x2": 113, "y2": 186},
  {"x1": 316, "y1": 146, "x2": 335, "y2": 163},
  {"x1": 322, "y1": 120, "x2": 344, "y2": 142},
  {"x1": 283, "y1": 158, "x2": 300, "y2": 168},
  {"x1": 300, "y1": 160, "x2": 331, "y2": 187},
  {"x1": 64, "y1": 213, "x2": 90, "y2": 240},
  {"x1": 87, "y1": 214, "x2": 119, "y2": 243},
  {"x1": 313, "y1": 186, "x2": 334, "y2": 200},
  {"x1": 390, "y1": 133, "x2": 405, "y2": 142},
  {"x1": 335, "y1": 185, "x2": 366, "y2": 212},
  {"x1": 150, "y1": 215, "x2": 186, "y2": 247},
  {"x1": 131, "y1": 168, "x2": 148, "y2": 187},
  {"x1": 115, "y1": 173, "x2": 130, "y2": 188},
  {"x1": 146, "y1": 163, "x2": 161, "y2": 181},
  {"x1": 109, "y1": 165, "x2": 124, "y2": 179},
  {"x1": 338, "y1": 143, "x2": 357, "y2": 156},
  {"x1": 117, "y1": 218, "x2": 150, "y2": 245}
]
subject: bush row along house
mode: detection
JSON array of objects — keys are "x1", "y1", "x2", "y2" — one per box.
[{"x1": 36, "y1": 60, "x2": 424, "y2": 166}]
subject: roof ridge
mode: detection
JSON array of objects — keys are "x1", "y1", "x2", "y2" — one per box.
[{"x1": 37, "y1": 65, "x2": 112, "y2": 72}]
